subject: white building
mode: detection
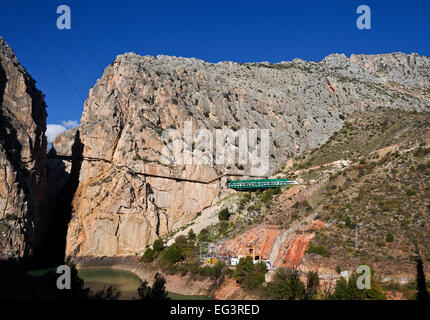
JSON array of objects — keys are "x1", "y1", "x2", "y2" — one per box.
[
  {"x1": 230, "y1": 255, "x2": 272, "y2": 269},
  {"x1": 230, "y1": 255, "x2": 243, "y2": 266}
]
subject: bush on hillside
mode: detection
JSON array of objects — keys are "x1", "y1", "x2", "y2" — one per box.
[
  {"x1": 162, "y1": 244, "x2": 183, "y2": 265},
  {"x1": 265, "y1": 267, "x2": 305, "y2": 300},
  {"x1": 306, "y1": 243, "x2": 330, "y2": 257},
  {"x1": 233, "y1": 256, "x2": 267, "y2": 289},
  {"x1": 142, "y1": 247, "x2": 155, "y2": 263},
  {"x1": 386, "y1": 233, "x2": 394, "y2": 242},
  {"x1": 153, "y1": 239, "x2": 164, "y2": 252},
  {"x1": 218, "y1": 208, "x2": 230, "y2": 221}
]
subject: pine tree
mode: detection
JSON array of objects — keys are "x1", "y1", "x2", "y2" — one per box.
[
  {"x1": 137, "y1": 272, "x2": 170, "y2": 300},
  {"x1": 187, "y1": 229, "x2": 196, "y2": 241},
  {"x1": 304, "y1": 271, "x2": 320, "y2": 300},
  {"x1": 416, "y1": 252, "x2": 429, "y2": 301}
]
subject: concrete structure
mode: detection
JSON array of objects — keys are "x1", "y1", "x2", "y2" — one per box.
[{"x1": 230, "y1": 255, "x2": 272, "y2": 270}]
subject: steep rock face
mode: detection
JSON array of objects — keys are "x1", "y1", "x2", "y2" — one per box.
[
  {"x1": 322, "y1": 52, "x2": 430, "y2": 88},
  {"x1": 0, "y1": 37, "x2": 47, "y2": 259},
  {"x1": 53, "y1": 52, "x2": 430, "y2": 259}
]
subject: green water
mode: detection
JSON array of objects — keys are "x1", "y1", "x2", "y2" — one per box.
[
  {"x1": 78, "y1": 268, "x2": 210, "y2": 300},
  {"x1": 168, "y1": 292, "x2": 211, "y2": 300},
  {"x1": 78, "y1": 268, "x2": 142, "y2": 300},
  {"x1": 27, "y1": 267, "x2": 56, "y2": 276}
]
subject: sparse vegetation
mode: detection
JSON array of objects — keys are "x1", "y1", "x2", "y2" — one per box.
[
  {"x1": 265, "y1": 268, "x2": 320, "y2": 300},
  {"x1": 306, "y1": 243, "x2": 330, "y2": 257},
  {"x1": 327, "y1": 272, "x2": 386, "y2": 300},
  {"x1": 233, "y1": 256, "x2": 267, "y2": 290}
]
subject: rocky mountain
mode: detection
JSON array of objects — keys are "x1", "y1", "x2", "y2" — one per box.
[
  {"x1": 289, "y1": 109, "x2": 430, "y2": 279},
  {"x1": 0, "y1": 37, "x2": 47, "y2": 259},
  {"x1": 49, "y1": 51, "x2": 430, "y2": 260},
  {"x1": 205, "y1": 108, "x2": 430, "y2": 282}
]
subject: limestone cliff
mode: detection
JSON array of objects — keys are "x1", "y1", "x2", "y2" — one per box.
[
  {"x1": 0, "y1": 37, "x2": 47, "y2": 259},
  {"x1": 51, "y1": 51, "x2": 430, "y2": 259}
]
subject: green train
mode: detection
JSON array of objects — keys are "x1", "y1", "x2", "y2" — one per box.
[{"x1": 228, "y1": 178, "x2": 298, "y2": 190}]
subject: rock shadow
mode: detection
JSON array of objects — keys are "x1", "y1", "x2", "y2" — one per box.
[{"x1": 35, "y1": 131, "x2": 84, "y2": 266}]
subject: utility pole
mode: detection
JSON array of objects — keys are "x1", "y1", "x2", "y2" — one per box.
[{"x1": 355, "y1": 225, "x2": 359, "y2": 250}]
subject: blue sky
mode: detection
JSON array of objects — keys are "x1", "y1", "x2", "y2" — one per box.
[{"x1": 1, "y1": 0, "x2": 429, "y2": 142}]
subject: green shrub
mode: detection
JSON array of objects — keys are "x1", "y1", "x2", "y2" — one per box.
[
  {"x1": 137, "y1": 273, "x2": 170, "y2": 300},
  {"x1": 293, "y1": 200, "x2": 312, "y2": 211},
  {"x1": 415, "y1": 253, "x2": 430, "y2": 301},
  {"x1": 198, "y1": 228, "x2": 211, "y2": 242},
  {"x1": 266, "y1": 268, "x2": 305, "y2": 300},
  {"x1": 142, "y1": 247, "x2": 155, "y2": 263},
  {"x1": 183, "y1": 247, "x2": 196, "y2": 260},
  {"x1": 376, "y1": 241, "x2": 386, "y2": 247},
  {"x1": 386, "y1": 233, "x2": 394, "y2": 242},
  {"x1": 199, "y1": 261, "x2": 226, "y2": 279},
  {"x1": 187, "y1": 229, "x2": 196, "y2": 241},
  {"x1": 406, "y1": 189, "x2": 417, "y2": 196},
  {"x1": 153, "y1": 239, "x2": 164, "y2": 252},
  {"x1": 345, "y1": 216, "x2": 352, "y2": 228},
  {"x1": 327, "y1": 272, "x2": 386, "y2": 300},
  {"x1": 305, "y1": 271, "x2": 320, "y2": 300},
  {"x1": 414, "y1": 147, "x2": 430, "y2": 157},
  {"x1": 188, "y1": 262, "x2": 201, "y2": 276},
  {"x1": 199, "y1": 266, "x2": 214, "y2": 278},
  {"x1": 218, "y1": 221, "x2": 229, "y2": 236},
  {"x1": 261, "y1": 189, "x2": 274, "y2": 203},
  {"x1": 306, "y1": 243, "x2": 330, "y2": 257},
  {"x1": 238, "y1": 199, "x2": 246, "y2": 211},
  {"x1": 417, "y1": 163, "x2": 427, "y2": 171},
  {"x1": 243, "y1": 193, "x2": 252, "y2": 201},
  {"x1": 238, "y1": 193, "x2": 251, "y2": 211},
  {"x1": 233, "y1": 257, "x2": 267, "y2": 289},
  {"x1": 218, "y1": 208, "x2": 230, "y2": 221},
  {"x1": 272, "y1": 186, "x2": 282, "y2": 195},
  {"x1": 175, "y1": 235, "x2": 188, "y2": 247},
  {"x1": 162, "y1": 244, "x2": 183, "y2": 265}
]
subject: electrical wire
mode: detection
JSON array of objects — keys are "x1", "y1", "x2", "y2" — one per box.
[{"x1": 6, "y1": 0, "x2": 86, "y2": 102}]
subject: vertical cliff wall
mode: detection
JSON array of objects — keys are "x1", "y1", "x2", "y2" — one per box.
[{"x1": 0, "y1": 37, "x2": 47, "y2": 260}]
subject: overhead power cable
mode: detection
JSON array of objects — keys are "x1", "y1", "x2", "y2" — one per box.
[
  {"x1": 6, "y1": 0, "x2": 86, "y2": 102},
  {"x1": 74, "y1": 19, "x2": 105, "y2": 74}
]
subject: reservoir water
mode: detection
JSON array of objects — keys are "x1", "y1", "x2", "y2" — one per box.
[{"x1": 78, "y1": 268, "x2": 210, "y2": 300}]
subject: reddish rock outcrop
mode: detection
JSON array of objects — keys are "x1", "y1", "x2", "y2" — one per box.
[
  {"x1": 276, "y1": 233, "x2": 314, "y2": 268},
  {"x1": 223, "y1": 225, "x2": 281, "y2": 260},
  {"x1": 386, "y1": 291, "x2": 405, "y2": 300},
  {"x1": 311, "y1": 220, "x2": 324, "y2": 230}
]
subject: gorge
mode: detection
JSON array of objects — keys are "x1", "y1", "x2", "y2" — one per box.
[{"x1": 1, "y1": 35, "x2": 430, "y2": 298}]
